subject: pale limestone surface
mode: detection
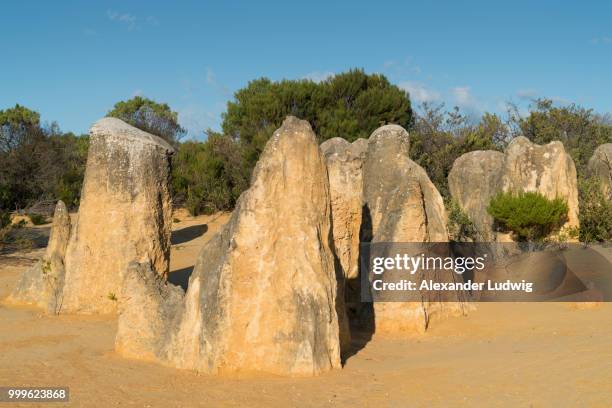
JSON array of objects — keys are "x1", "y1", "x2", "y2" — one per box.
[
  {"x1": 8, "y1": 201, "x2": 71, "y2": 313},
  {"x1": 61, "y1": 118, "x2": 174, "y2": 314},
  {"x1": 362, "y1": 124, "x2": 463, "y2": 335},
  {"x1": 116, "y1": 117, "x2": 341, "y2": 376}
]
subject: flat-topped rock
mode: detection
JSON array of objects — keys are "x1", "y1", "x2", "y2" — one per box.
[{"x1": 60, "y1": 118, "x2": 174, "y2": 314}]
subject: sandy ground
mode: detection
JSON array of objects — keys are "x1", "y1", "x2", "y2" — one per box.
[{"x1": 0, "y1": 213, "x2": 611, "y2": 407}]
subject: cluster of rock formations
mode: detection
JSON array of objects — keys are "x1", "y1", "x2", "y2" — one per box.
[
  {"x1": 449, "y1": 137, "x2": 579, "y2": 242},
  {"x1": 118, "y1": 118, "x2": 341, "y2": 375},
  {"x1": 9, "y1": 118, "x2": 174, "y2": 314},
  {"x1": 9, "y1": 113, "x2": 607, "y2": 376}
]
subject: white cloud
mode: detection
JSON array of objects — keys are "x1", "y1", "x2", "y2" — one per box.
[
  {"x1": 517, "y1": 88, "x2": 538, "y2": 100},
  {"x1": 131, "y1": 89, "x2": 144, "y2": 97},
  {"x1": 107, "y1": 10, "x2": 137, "y2": 29},
  {"x1": 452, "y1": 86, "x2": 472, "y2": 105},
  {"x1": 303, "y1": 71, "x2": 334, "y2": 83},
  {"x1": 451, "y1": 86, "x2": 485, "y2": 115},
  {"x1": 591, "y1": 36, "x2": 612, "y2": 44},
  {"x1": 398, "y1": 81, "x2": 441, "y2": 104}
]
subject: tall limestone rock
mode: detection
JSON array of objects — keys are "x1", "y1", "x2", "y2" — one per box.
[
  {"x1": 588, "y1": 143, "x2": 612, "y2": 199},
  {"x1": 7, "y1": 201, "x2": 71, "y2": 313},
  {"x1": 61, "y1": 118, "x2": 174, "y2": 314},
  {"x1": 320, "y1": 137, "x2": 367, "y2": 280},
  {"x1": 320, "y1": 137, "x2": 367, "y2": 354},
  {"x1": 449, "y1": 137, "x2": 580, "y2": 241},
  {"x1": 116, "y1": 117, "x2": 341, "y2": 376},
  {"x1": 362, "y1": 125, "x2": 462, "y2": 334},
  {"x1": 448, "y1": 151, "x2": 505, "y2": 241}
]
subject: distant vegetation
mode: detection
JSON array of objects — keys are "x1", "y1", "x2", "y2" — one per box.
[
  {"x1": 1, "y1": 69, "x2": 611, "y2": 240},
  {"x1": 487, "y1": 192, "x2": 569, "y2": 241}
]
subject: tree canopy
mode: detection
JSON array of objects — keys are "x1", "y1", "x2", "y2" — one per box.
[
  {"x1": 222, "y1": 69, "x2": 413, "y2": 166},
  {"x1": 106, "y1": 96, "x2": 185, "y2": 146}
]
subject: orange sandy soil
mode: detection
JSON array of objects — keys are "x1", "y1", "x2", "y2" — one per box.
[{"x1": 1, "y1": 212, "x2": 611, "y2": 407}]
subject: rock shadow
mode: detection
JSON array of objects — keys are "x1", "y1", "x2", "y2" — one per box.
[
  {"x1": 171, "y1": 224, "x2": 208, "y2": 245},
  {"x1": 342, "y1": 203, "x2": 375, "y2": 364},
  {"x1": 168, "y1": 266, "x2": 194, "y2": 291}
]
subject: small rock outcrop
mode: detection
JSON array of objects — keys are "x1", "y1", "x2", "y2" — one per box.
[
  {"x1": 61, "y1": 118, "x2": 174, "y2": 314},
  {"x1": 588, "y1": 143, "x2": 612, "y2": 199},
  {"x1": 448, "y1": 151, "x2": 505, "y2": 241},
  {"x1": 449, "y1": 137, "x2": 580, "y2": 241},
  {"x1": 115, "y1": 261, "x2": 184, "y2": 361},
  {"x1": 116, "y1": 117, "x2": 341, "y2": 376},
  {"x1": 7, "y1": 201, "x2": 71, "y2": 313},
  {"x1": 320, "y1": 137, "x2": 367, "y2": 352},
  {"x1": 362, "y1": 125, "x2": 462, "y2": 334}
]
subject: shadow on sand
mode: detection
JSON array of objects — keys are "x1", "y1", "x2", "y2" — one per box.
[{"x1": 171, "y1": 224, "x2": 208, "y2": 245}]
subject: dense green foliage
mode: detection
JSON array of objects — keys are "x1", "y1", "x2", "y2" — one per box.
[
  {"x1": 487, "y1": 191, "x2": 569, "y2": 241},
  {"x1": 0, "y1": 209, "x2": 10, "y2": 230},
  {"x1": 577, "y1": 177, "x2": 612, "y2": 242},
  {"x1": 27, "y1": 213, "x2": 48, "y2": 225},
  {"x1": 223, "y1": 69, "x2": 413, "y2": 169},
  {"x1": 172, "y1": 133, "x2": 249, "y2": 215},
  {"x1": 514, "y1": 99, "x2": 612, "y2": 174},
  {"x1": 107, "y1": 96, "x2": 185, "y2": 146},
  {"x1": 0, "y1": 105, "x2": 89, "y2": 214}
]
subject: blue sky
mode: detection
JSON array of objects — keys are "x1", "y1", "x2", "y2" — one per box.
[{"x1": 1, "y1": 1, "x2": 611, "y2": 139}]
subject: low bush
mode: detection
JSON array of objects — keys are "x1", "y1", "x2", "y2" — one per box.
[
  {"x1": 487, "y1": 191, "x2": 568, "y2": 241},
  {"x1": 27, "y1": 213, "x2": 48, "y2": 225},
  {"x1": 446, "y1": 199, "x2": 476, "y2": 241}
]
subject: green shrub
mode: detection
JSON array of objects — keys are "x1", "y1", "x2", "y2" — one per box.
[
  {"x1": 487, "y1": 191, "x2": 568, "y2": 241},
  {"x1": 0, "y1": 209, "x2": 10, "y2": 229},
  {"x1": 578, "y1": 177, "x2": 612, "y2": 242},
  {"x1": 446, "y1": 199, "x2": 476, "y2": 241},
  {"x1": 27, "y1": 213, "x2": 48, "y2": 225}
]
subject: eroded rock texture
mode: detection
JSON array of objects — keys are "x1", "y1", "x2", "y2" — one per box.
[
  {"x1": 320, "y1": 137, "x2": 367, "y2": 355},
  {"x1": 501, "y1": 137, "x2": 579, "y2": 235},
  {"x1": 320, "y1": 137, "x2": 367, "y2": 280},
  {"x1": 8, "y1": 201, "x2": 71, "y2": 313},
  {"x1": 588, "y1": 143, "x2": 612, "y2": 199},
  {"x1": 448, "y1": 151, "x2": 504, "y2": 241},
  {"x1": 61, "y1": 118, "x2": 174, "y2": 314},
  {"x1": 449, "y1": 137, "x2": 580, "y2": 241},
  {"x1": 362, "y1": 125, "x2": 463, "y2": 334},
  {"x1": 116, "y1": 117, "x2": 341, "y2": 376}
]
